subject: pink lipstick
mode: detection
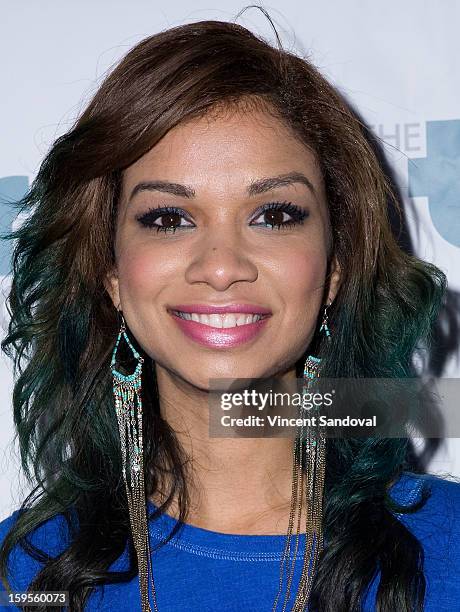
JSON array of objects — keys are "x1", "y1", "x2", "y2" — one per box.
[{"x1": 167, "y1": 304, "x2": 272, "y2": 348}]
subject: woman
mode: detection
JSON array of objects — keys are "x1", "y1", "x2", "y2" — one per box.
[{"x1": 0, "y1": 18, "x2": 459, "y2": 612}]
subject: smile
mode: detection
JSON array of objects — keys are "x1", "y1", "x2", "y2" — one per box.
[
  {"x1": 170, "y1": 311, "x2": 268, "y2": 328},
  {"x1": 167, "y1": 306, "x2": 272, "y2": 348}
]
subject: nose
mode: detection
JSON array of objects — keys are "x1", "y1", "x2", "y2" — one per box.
[{"x1": 185, "y1": 236, "x2": 258, "y2": 291}]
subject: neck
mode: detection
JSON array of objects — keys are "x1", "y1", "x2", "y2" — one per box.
[{"x1": 149, "y1": 364, "x2": 303, "y2": 535}]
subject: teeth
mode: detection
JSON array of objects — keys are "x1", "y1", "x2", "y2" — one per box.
[
  {"x1": 175, "y1": 311, "x2": 264, "y2": 328},
  {"x1": 223, "y1": 315, "x2": 236, "y2": 329},
  {"x1": 209, "y1": 314, "x2": 221, "y2": 328}
]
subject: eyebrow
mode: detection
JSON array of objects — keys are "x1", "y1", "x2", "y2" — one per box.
[
  {"x1": 128, "y1": 171, "x2": 316, "y2": 202},
  {"x1": 247, "y1": 172, "x2": 316, "y2": 197},
  {"x1": 129, "y1": 180, "x2": 196, "y2": 200}
]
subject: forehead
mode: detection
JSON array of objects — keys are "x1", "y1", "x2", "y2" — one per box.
[{"x1": 121, "y1": 105, "x2": 324, "y2": 199}]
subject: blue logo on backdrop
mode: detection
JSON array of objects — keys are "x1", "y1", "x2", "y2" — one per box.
[
  {"x1": 0, "y1": 175, "x2": 28, "y2": 276},
  {"x1": 408, "y1": 119, "x2": 460, "y2": 248}
]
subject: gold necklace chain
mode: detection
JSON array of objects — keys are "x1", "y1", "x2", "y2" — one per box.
[{"x1": 141, "y1": 429, "x2": 324, "y2": 612}]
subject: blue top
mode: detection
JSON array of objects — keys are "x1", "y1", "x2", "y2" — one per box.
[{"x1": 0, "y1": 471, "x2": 459, "y2": 611}]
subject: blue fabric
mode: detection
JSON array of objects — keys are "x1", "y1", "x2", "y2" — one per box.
[{"x1": 0, "y1": 471, "x2": 459, "y2": 611}]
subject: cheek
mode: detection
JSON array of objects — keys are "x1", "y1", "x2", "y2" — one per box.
[
  {"x1": 284, "y1": 253, "x2": 326, "y2": 292},
  {"x1": 277, "y1": 239, "x2": 327, "y2": 289},
  {"x1": 275, "y1": 244, "x2": 328, "y2": 326},
  {"x1": 116, "y1": 241, "x2": 177, "y2": 303}
]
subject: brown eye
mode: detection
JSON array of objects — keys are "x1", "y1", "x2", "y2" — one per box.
[
  {"x1": 250, "y1": 201, "x2": 308, "y2": 230},
  {"x1": 136, "y1": 206, "x2": 194, "y2": 234},
  {"x1": 159, "y1": 212, "x2": 182, "y2": 229},
  {"x1": 263, "y1": 209, "x2": 286, "y2": 226}
]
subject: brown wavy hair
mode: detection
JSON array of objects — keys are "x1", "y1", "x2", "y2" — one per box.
[{"x1": 0, "y1": 18, "x2": 446, "y2": 611}]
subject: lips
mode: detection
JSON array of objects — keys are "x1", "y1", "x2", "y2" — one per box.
[{"x1": 167, "y1": 304, "x2": 272, "y2": 348}]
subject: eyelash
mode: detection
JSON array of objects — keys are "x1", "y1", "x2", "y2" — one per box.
[{"x1": 135, "y1": 201, "x2": 308, "y2": 234}]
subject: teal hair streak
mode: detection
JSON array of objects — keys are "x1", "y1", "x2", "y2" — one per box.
[{"x1": 0, "y1": 17, "x2": 449, "y2": 612}]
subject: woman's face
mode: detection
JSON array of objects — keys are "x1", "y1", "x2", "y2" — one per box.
[{"x1": 105, "y1": 105, "x2": 341, "y2": 390}]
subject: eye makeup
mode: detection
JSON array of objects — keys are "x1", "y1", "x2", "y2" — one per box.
[
  {"x1": 249, "y1": 201, "x2": 309, "y2": 230},
  {"x1": 135, "y1": 205, "x2": 193, "y2": 234},
  {"x1": 135, "y1": 201, "x2": 309, "y2": 234}
]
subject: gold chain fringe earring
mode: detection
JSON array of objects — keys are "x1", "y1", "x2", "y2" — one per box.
[
  {"x1": 272, "y1": 302, "x2": 332, "y2": 611},
  {"x1": 110, "y1": 309, "x2": 159, "y2": 612},
  {"x1": 111, "y1": 304, "x2": 332, "y2": 612}
]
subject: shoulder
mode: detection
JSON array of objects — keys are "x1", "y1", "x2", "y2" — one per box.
[
  {"x1": 390, "y1": 470, "x2": 460, "y2": 522},
  {"x1": 0, "y1": 507, "x2": 73, "y2": 593},
  {"x1": 0, "y1": 509, "x2": 21, "y2": 543},
  {"x1": 390, "y1": 471, "x2": 460, "y2": 603}
]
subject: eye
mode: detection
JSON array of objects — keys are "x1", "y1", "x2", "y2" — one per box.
[
  {"x1": 135, "y1": 205, "x2": 194, "y2": 234},
  {"x1": 135, "y1": 201, "x2": 309, "y2": 234},
  {"x1": 250, "y1": 201, "x2": 308, "y2": 230}
]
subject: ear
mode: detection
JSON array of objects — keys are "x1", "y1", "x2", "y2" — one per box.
[
  {"x1": 104, "y1": 268, "x2": 121, "y2": 310},
  {"x1": 326, "y1": 255, "x2": 341, "y2": 305}
]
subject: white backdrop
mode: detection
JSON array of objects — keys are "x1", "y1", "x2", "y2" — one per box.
[{"x1": 0, "y1": 1, "x2": 459, "y2": 520}]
